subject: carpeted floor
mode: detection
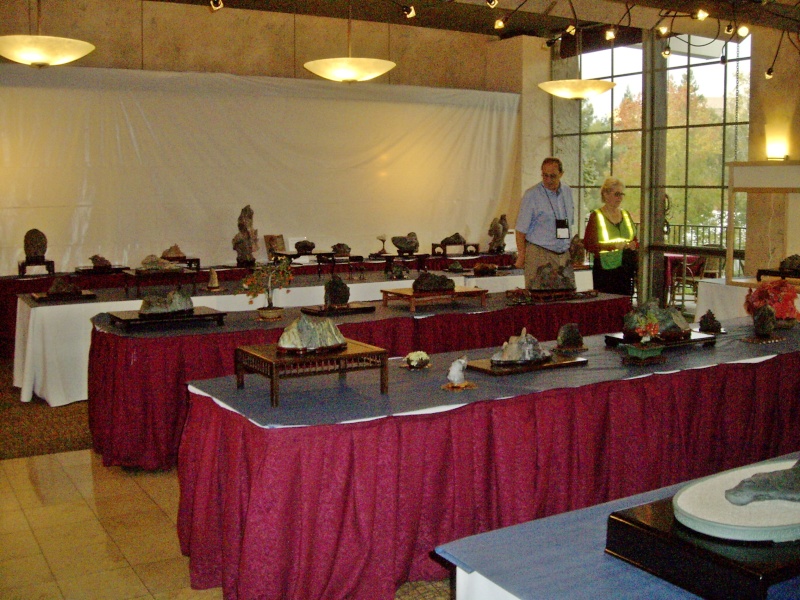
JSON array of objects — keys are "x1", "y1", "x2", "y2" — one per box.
[
  {"x1": 0, "y1": 357, "x2": 93, "y2": 460},
  {"x1": 0, "y1": 356, "x2": 453, "y2": 599}
]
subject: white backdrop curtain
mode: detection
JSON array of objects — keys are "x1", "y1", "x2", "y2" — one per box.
[{"x1": 0, "y1": 64, "x2": 520, "y2": 276}]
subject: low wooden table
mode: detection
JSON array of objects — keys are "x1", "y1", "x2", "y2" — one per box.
[
  {"x1": 235, "y1": 339, "x2": 388, "y2": 407},
  {"x1": 381, "y1": 286, "x2": 488, "y2": 313}
]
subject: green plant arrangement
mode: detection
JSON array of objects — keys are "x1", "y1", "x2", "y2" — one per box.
[
  {"x1": 240, "y1": 257, "x2": 293, "y2": 309},
  {"x1": 634, "y1": 309, "x2": 660, "y2": 343}
]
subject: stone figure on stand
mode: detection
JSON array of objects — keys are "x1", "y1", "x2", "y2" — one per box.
[
  {"x1": 232, "y1": 205, "x2": 259, "y2": 268},
  {"x1": 488, "y1": 215, "x2": 508, "y2": 254}
]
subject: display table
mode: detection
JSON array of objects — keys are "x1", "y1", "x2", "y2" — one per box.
[
  {"x1": 88, "y1": 293, "x2": 630, "y2": 470},
  {"x1": 177, "y1": 320, "x2": 800, "y2": 600},
  {"x1": 435, "y1": 453, "x2": 800, "y2": 600},
  {"x1": 234, "y1": 340, "x2": 388, "y2": 406},
  {"x1": 13, "y1": 273, "x2": 448, "y2": 406}
]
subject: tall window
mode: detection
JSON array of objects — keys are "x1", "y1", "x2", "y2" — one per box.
[
  {"x1": 552, "y1": 32, "x2": 750, "y2": 290},
  {"x1": 656, "y1": 35, "x2": 750, "y2": 252}
]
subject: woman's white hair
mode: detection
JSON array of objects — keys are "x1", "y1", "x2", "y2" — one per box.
[{"x1": 600, "y1": 177, "x2": 625, "y2": 200}]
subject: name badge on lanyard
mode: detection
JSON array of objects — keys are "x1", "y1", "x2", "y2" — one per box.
[{"x1": 555, "y1": 218, "x2": 570, "y2": 239}]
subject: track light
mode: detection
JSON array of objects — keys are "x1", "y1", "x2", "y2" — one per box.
[
  {"x1": 662, "y1": 45, "x2": 671, "y2": 58},
  {"x1": 402, "y1": 5, "x2": 416, "y2": 18},
  {"x1": 605, "y1": 27, "x2": 616, "y2": 41},
  {"x1": 486, "y1": 0, "x2": 498, "y2": 8},
  {"x1": 209, "y1": 0, "x2": 223, "y2": 11},
  {"x1": 765, "y1": 30, "x2": 784, "y2": 81},
  {"x1": 493, "y1": 0, "x2": 530, "y2": 32},
  {"x1": 693, "y1": 8, "x2": 709, "y2": 21}
]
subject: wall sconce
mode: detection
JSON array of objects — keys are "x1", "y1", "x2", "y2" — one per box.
[{"x1": 766, "y1": 140, "x2": 789, "y2": 161}]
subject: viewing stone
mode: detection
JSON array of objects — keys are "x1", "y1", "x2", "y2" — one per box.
[
  {"x1": 140, "y1": 289, "x2": 194, "y2": 314},
  {"x1": 725, "y1": 460, "x2": 800, "y2": 505},
  {"x1": 392, "y1": 232, "x2": 419, "y2": 255},
  {"x1": 24, "y1": 229, "x2": 47, "y2": 260},
  {"x1": 412, "y1": 272, "x2": 455, "y2": 292},
  {"x1": 324, "y1": 274, "x2": 350, "y2": 307}
]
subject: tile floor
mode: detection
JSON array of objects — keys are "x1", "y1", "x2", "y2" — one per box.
[
  {"x1": 0, "y1": 449, "x2": 212, "y2": 600},
  {"x1": 0, "y1": 449, "x2": 451, "y2": 600}
]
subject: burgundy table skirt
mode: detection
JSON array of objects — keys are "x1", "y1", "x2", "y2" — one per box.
[
  {"x1": 88, "y1": 296, "x2": 631, "y2": 471},
  {"x1": 88, "y1": 316, "x2": 414, "y2": 471},
  {"x1": 177, "y1": 352, "x2": 800, "y2": 600}
]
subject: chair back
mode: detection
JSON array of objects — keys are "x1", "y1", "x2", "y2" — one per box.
[{"x1": 701, "y1": 244, "x2": 724, "y2": 278}]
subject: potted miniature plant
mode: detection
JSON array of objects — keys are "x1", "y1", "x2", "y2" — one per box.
[
  {"x1": 744, "y1": 279, "x2": 798, "y2": 329},
  {"x1": 623, "y1": 309, "x2": 664, "y2": 360},
  {"x1": 240, "y1": 256, "x2": 293, "y2": 321}
]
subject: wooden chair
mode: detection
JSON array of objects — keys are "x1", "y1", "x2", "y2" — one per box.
[
  {"x1": 701, "y1": 244, "x2": 724, "y2": 278},
  {"x1": 670, "y1": 256, "x2": 706, "y2": 306}
]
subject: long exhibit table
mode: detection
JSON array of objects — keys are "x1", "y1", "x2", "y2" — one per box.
[
  {"x1": 435, "y1": 453, "x2": 800, "y2": 600},
  {"x1": 88, "y1": 293, "x2": 629, "y2": 470},
  {"x1": 177, "y1": 319, "x2": 800, "y2": 600},
  {"x1": 1, "y1": 253, "x2": 517, "y2": 360}
]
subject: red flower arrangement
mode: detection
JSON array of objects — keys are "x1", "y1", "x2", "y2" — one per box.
[{"x1": 744, "y1": 279, "x2": 799, "y2": 320}]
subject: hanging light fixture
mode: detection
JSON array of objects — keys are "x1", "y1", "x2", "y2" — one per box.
[
  {"x1": 764, "y1": 30, "x2": 784, "y2": 80},
  {"x1": 303, "y1": 0, "x2": 395, "y2": 83},
  {"x1": 493, "y1": 0, "x2": 530, "y2": 31},
  {"x1": 0, "y1": 0, "x2": 94, "y2": 67},
  {"x1": 537, "y1": 0, "x2": 615, "y2": 100}
]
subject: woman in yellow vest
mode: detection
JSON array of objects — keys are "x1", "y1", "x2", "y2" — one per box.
[{"x1": 583, "y1": 177, "x2": 638, "y2": 296}]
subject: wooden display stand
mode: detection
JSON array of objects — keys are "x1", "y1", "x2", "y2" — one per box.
[
  {"x1": 606, "y1": 497, "x2": 800, "y2": 600},
  {"x1": 381, "y1": 286, "x2": 488, "y2": 312},
  {"x1": 234, "y1": 339, "x2": 388, "y2": 407},
  {"x1": 431, "y1": 242, "x2": 479, "y2": 257},
  {"x1": 18, "y1": 257, "x2": 55, "y2": 276}
]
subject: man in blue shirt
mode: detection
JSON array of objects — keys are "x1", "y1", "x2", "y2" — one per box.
[{"x1": 514, "y1": 157, "x2": 575, "y2": 289}]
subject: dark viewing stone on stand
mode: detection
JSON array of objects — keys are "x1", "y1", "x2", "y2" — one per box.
[{"x1": 605, "y1": 497, "x2": 800, "y2": 600}]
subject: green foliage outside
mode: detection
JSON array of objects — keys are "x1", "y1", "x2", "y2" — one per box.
[{"x1": 561, "y1": 46, "x2": 750, "y2": 250}]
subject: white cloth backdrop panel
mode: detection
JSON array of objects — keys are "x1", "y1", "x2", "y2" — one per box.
[{"x1": 0, "y1": 65, "x2": 520, "y2": 276}]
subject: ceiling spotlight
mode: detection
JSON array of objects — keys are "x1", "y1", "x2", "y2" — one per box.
[
  {"x1": 657, "y1": 25, "x2": 669, "y2": 36},
  {"x1": 545, "y1": 36, "x2": 560, "y2": 47},
  {"x1": 494, "y1": 17, "x2": 506, "y2": 29},
  {"x1": 737, "y1": 25, "x2": 749, "y2": 37},
  {"x1": 486, "y1": 0, "x2": 499, "y2": 7},
  {"x1": 209, "y1": 0, "x2": 223, "y2": 10},
  {"x1": 725, "y1": 23, "x2": 734, "y2": 34},
  {"x1": 402, "y1": 5, "x2": 416, "y2": 18},
  {"x1": 765, "y1": 67, "x2": 774, "y2": 79},
  {"x1": 605, "y1": 27, "x2": 616, "y2": 41},
  {"x1": 662, "y1": 45, "x2": 671, "y2": 58},
  {"x1": 693, "y1": 9, "x2": 709, "y2": 21},
  {"x1": 565, "y1": 24, "x2": 576, "y2": 35}
]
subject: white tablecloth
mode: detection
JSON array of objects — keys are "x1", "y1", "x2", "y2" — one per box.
[{"x1": 695, "y1": 277, "x2": 800, "y2": 323}]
